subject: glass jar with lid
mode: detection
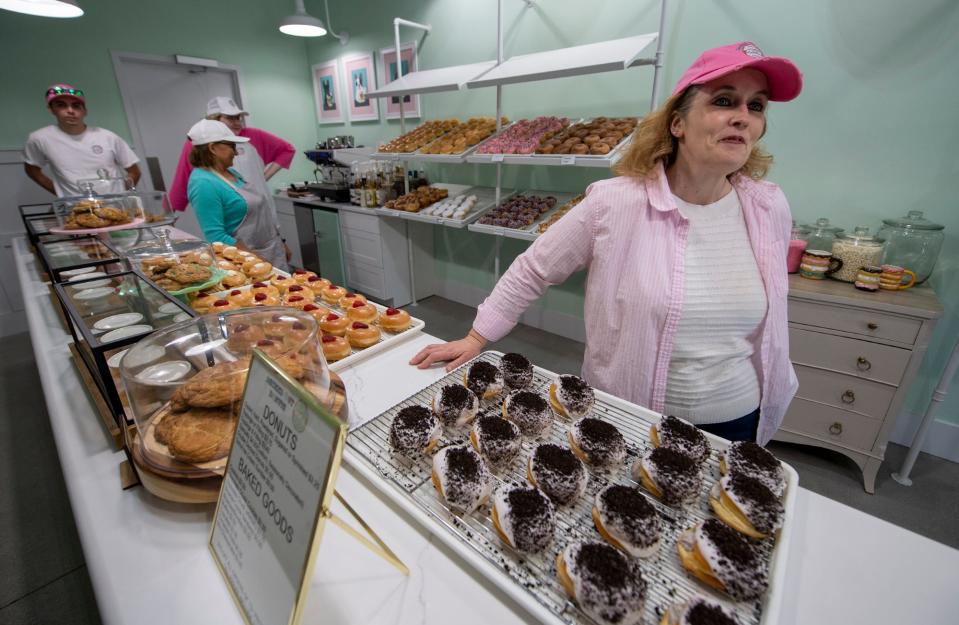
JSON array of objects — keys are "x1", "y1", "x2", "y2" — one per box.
[
  {"x1": 877, "y1": 210, "x2": 945, "y2": 284},
  {"x1": 801, "y1": 217, "x2": 845, "y2": 253},
  {"x1": 830, "y1": 226, "x2": 885, "y2": 283},
  {"x1": 788, "y1": 221, "x2": 811, "y2": 273}
]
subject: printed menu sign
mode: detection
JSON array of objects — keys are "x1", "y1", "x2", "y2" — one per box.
[{"x1": 210, "y1": 350, "x2": 347, "y2": 625}]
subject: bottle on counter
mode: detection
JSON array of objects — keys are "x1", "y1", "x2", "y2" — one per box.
[
  {"x1": 787, "y1": 221, "x2": 811, "y2": 273},
  {"x1": 877, "y1": 210, "x2": 945, "y2": 285},
  {"x1": 830, "y1": 226, "x2": 885, "y2": 283}
]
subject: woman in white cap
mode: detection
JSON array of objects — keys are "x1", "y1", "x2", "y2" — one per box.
[
  {"x1": 412, "y1": 42, "x2": 803, "y2": 444},
  {"x1": 186, "y1": 119, "x2": 287, "y2": 269}
]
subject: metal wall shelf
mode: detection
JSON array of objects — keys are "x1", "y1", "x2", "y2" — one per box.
[{"x1": 367, "y1": 60, "x2": 498, "y2": 97}]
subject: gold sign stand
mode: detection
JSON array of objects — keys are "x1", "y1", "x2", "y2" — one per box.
[{"x1": 325, "y1": 490, "x2": 409, "y2": 575}]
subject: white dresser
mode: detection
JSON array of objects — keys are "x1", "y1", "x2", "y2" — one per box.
[{"x1": 776, "y1": 275, "x2": 943, "y2": 492}]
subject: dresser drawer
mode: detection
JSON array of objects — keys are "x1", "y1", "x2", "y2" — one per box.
[
  {"x1": 793, "y1": 364, "x2": 895, "y2": 420},
  {"x1": 344, "y1": 256, "x2": 386, "y2": 299},
  {"x1": 788, "y1": 298, "x2": 921, "y2": 344},
  {"x1": 780, "y1": 398, "x2": 882, "y2": 452},
  {"x1": 339, "y1": 210, "x2": 381, "y2": 235},
  {"x1": 340, "y1": 227, "x2": 383, "y2": 267},
  {"x1": 789, "y1": 327, "x2": 910, "y2": 386}
]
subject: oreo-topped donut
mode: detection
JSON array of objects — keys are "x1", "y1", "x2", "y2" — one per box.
[
  {"x1": 653, "y1": 415, "x2": 711, "y2": 465},
  {"x1": 568, "y1": 417, "x2": 627, "y2": 468},
  {"x1": 557, "y1": 541, "x2": 647, "y2": 625},
  {"x1": 527, "y1": 443, "x2": 588, "y2": 505},
  {"x1": 463, "y1": 360, "x2": 504, "y2": 399},
  {"x1": 633, "y1": 447, "x2": 702, "y2": 506},
  {"x1": 503, "y1": 389, "x2": 552, "y2": 438},
  {"x1": 661, "y1": 596, "x2": 741, "y2": 625},
  {"x1": 677, "y1": 518, "x2": 768, "y2": 600},
  {"x1": 432, "y1": 384, "x2": 479, "y2": 428},
  {"x1": 431, "y1": 444, "x2": 493, "y2": 514},
  {"x1": 549, "y1": 374, "x2": 594, "y2": 418},
  {"x1": 491, "y1": 485, "x2": 555, "y2": 553},
  {"x1": 470, "y1": 414, "x2": 522, "y2": 473},
  {"x1": 722, "y1": 441, "x2": 786, "y2": 498},
  {"x1": 500, "y1": 352, "x2": 534, "y2": 389},
  {"x1": 389, "y1": 406, "x2": 442, "y2": 456},
  {"x1": 710, "y1": 473, "x2": 784, "y2": 539},
  {"x1": 593, "y1": 484, "x2": 661, "y2": 558}
]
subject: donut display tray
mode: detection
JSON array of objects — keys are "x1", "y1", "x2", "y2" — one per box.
[
  {"x1": 376, "y1": 185, "x2": 514, "y2": 229},
  {"x1": 344, "y1": 352, "x2": 798, "y2": 625},
  {"x1": 324, "y1": 300, "x2": 425, "y2": 373},
  {"x1": 468, "y1": 191, "x2": 578, "y2": 241}
]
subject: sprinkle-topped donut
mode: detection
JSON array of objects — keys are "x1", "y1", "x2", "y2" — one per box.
[
  {"x1": 682, "y1": 518, "x2": 768, "y2": 600},
  {"x1": 470, "y1": 414, "x2": 522, "y2": 472},
  {"x1": 432, "y1": 384, "x2": 479, "y2": 428},
  {"x1": 550, "y1": 374, "x2": 594, "y2": 418},
  {"x1": 389, "y1": 406, "x2": 441, "y2": 456},
  {"x1": 500, "y1": 352, "x2": 534, "y2": 389},
  {"x1": 663, "y1": 596, "x2": 741, "y2": 625},
  {"x1": 634, "y1": 447, "x2": 702, "y2": 506},
  {"x1": 528, "y1": 443, "x2": 588, "y2": 505},
  {"x1": 569, "y1": 417, "x2": 627, "y2": 468},
  {"x1": 559, "y1": 541, "x2": 647, "y2": 625},
  {"x1": 593, "y1": 484, "x2": 661, "y2": 558},
  {"x1": 712, "y1": 473, "x2": 784, "y2": 538},
  {"x1": 492, "y1": 484, "x2": 555, "y2": 553},
  {"x1": 432, "y1": 445, "x2": 493, "y2": 514},
  {"x1": 464, "y1": 360, "x2": 504, "y2": 399},
  {"x1": 655, "y1": 415, "x2": 711, "y2": 465},
  {"x1": 503, "y1": 389, "x2": 552, "y2": 438},
  {"x1": 722, "y1": 441, "x2": 786, "y2": 498}
]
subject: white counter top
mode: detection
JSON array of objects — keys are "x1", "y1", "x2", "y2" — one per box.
[
  {"x1": 274, "y1": 191, "x2": 381, "y2": 216},
  {"x1": 14, "y1": 236, "x2": 959, "y2": 625}
]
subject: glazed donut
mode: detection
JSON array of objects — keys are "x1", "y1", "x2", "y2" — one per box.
[
  {"x1": 321, "y1": 285, "x2": 348, "y2": 305},
  {"x1": 291, "y1": 269, "x2": 316, "y2": 285},
  {"x1": 211, "y1": 242, "x2": 226, "y2": 254},
  {"x1": 346, "y1": 300, "x2": 378, "y2": 323},
  {"x1": 709, "y1": 473, "x2": 784, "y2": 540},
  {"x1": 556, "y1": 541, "x2": 647, "y2": 625},
  {"x1": 660, "y1": 596, "x2": 741, "y2": 625},
  {"x1": 593, "y1": 484, "x2": 661, "y2": 558},
  {"x1": 345, "y1": 321, "x2": 379, "y2": 348},
  {"x1": 285, "y1": 284, "x2": 315, "y2": 300},
  {"x1": 491, "y1": 484, "x2": 555, "y2": 553},
  {"x1": 282, "y1": 294, "x2": 311, "y2": 310},
  {"x1": 252, "y1": 338, "x2": 285, "y2": 358},
  {"x1": 270, "y1": 275, "x2": 293, "y2": 293},
  {"x1": 549, "y1": 374, "x2": 594, "y2": 419},
  {"x1": 216, "y1": 259, "x2": 238, "y2": 272},
  {"x1": 390, "y1": 405, "x2": 442, "y2": 456},
  {"x1": 246, "y1": 261, "x2": 273, "y2": 281},
  {"x1": 469, "y1": 414, "x2": 521, "y2": 473},
  {"x1": 721, "y1": 441, "x2": 786, "y2": 498},
  {"x1": 432, "y1": 384, "x2": 479, "y2": 428},
  {"x1": 379, "y1": 307, "x2": 412, "y2": 332},
  {"x1": 252, "y1": 292, "x2": 280, "y2": 306},
  {"x1": 191, "y1": 291, "x2": 218, "y2": 313},
  {"x1": 633, "y1": 447, "x2": 703, "y2": 507},
  {"x1": 250, "y1": 282, "x2": 279, "y2": 298},
  {"x1": 220, "y1": 270, "x2": 247, "y2": 289},
  {"x1": 568, "y1": 417, "x2": 627, "y2": 468},
  {"x1": 500, "y1": 352, "x2": 533, "y2": 390},
  {"x1": 676, "y1": 518, "x2": 768, "y2": 600},
  {"x1": 226, "y1": 289, "x2": 252, "y2": 307},
  {"x1": 463, "y1": 360, "x2": 504, "y2": 399},
  {"x1": 285, "y1": 320, "x2": 313, "y2": 345},
  {"x1": 527, "y1": 443, "x2": 587, "y2": 505},
  {"x1": 338, "y1": 292, "x2": 367, "y2": 308},
  {"x1": 221, "y1": 245, "x2": 240, "y2": 260},
  {"x1": 320, "y1": 312, "x2": 349, "y2": 336},
  {"x1": 306, "y1": 275, "x2": 331, "y2": 291},
  {"x1": 571, "y1": 143, "x2": 589, "y2": 155},
  {"x1": 590, "y1": 143, "x2": 612, "y2": 155},
  {"x1": 210, "y1": 299, "x2": 236, "y2": 312},
  {"x1": 651, "y1": 415, "x2": 711, "y2": 466},
  {"x1": 226, "y1": 323, "x2": 266, "y2": 354},
  {"x1": 301, "y1": 303, "x2": 329, "y2": 323},
  {"x1": 431, "y1": 444, "x2": 493, "y2": 514},
  {"x1": 320, "y1": 334, "x2": 351, "y2": 362},
  {"x1": 502, "y1": 390, "x2": 552, "y2": 439},
  {"x1": 263, "y1": 313, "x2": 292, "y2": 338}
]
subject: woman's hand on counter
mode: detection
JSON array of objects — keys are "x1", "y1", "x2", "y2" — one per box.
[{"x1": 410, "y1": 330, "x2": 487, "y2": 372}]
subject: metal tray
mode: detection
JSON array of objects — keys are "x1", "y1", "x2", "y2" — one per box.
[
  {"x1": 376, "y1": 186, "x2": 514, "y2": 229},
  {"x1": 468, "y1": 191, "x2": 578, "y2": 241},
  {"x1": 466, "y1": 118, "x2": 635, "y2": 168},
  {"x1": 344, "y1": 351, "x2": 797, "y2": 625},
  {"x1": 325, "y1": 299, "x2": 425, "y2": 372}
]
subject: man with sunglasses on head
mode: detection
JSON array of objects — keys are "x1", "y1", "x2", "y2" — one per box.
[{"x1": 23, "y1": 84, "x2": 141, "y2": 197}]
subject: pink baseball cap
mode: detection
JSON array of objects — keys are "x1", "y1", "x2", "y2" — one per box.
[
  {"x1": 672, "y1": 42, "x2": 803, "y2": 102},
  {"x1": 46, "y1": 83, "x2": 85, "y2": 105}
]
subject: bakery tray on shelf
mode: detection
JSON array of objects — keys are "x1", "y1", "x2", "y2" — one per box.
[
  {"x1": 467, "y1": 190, "x2": 578, "y2": 241},
  {"x1": 344, "y1": 351, "x2": 798, "y2": 625},
  {"x1": 371, "y1": 121, "x2": 515, "y2": 164},
  {"x1": 375, "y1": 185, "x2": 514, "y2": 229},
  {"x1": 467, "y1": 119, "x2": 635, "y2": 169}
]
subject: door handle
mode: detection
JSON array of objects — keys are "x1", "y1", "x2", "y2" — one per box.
[
  {"x1": 828, "y1": 422, "x2": 843, "y2": 436},
  {"x1": 841, "y1": 390, "x2": 855, "y2": 404},
  {"x1": 856, "y1": 357, "x2": 872, "y2": 371},
  {"x1": 867, "y1": 322, "x2": 879, "y2": 330}
]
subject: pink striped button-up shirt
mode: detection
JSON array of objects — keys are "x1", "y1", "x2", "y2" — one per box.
[{"x1": 473, "y1": 163, "x2": 798, "y2": 445}]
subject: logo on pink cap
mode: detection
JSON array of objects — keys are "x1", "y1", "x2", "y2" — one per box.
[{"x1": 739, "y1": 43, "x2": 764, "y2": 58}]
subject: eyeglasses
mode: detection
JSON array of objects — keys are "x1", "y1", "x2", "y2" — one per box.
[{"x1": 46, "y1": 86, "x2": 84, "y2": 98}]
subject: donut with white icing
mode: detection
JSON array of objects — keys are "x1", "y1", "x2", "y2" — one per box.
[
  {"x1": 500, "y1": 352, "x2": 534, "y2": 390},
  {"x1": 431, "y1": 445, "x2": 493, "y2": 514},
  {"x1": 721, "y1": 441, "x2": 786, "y2": 498},
  {"x1": 463, "y1": 360, "x2": 504, "y2": 399},
  {"x1": 389, "y1": 406, "x2": 442, "y2": 456},
  {"x1": 652, "y1": 415, "x2": 711, "y2": 465},
  {"x1": 676, "y1": 518, "x2": 768, "y2": 600},
  {"x1": 660, "y1": 596, "x2": 741, "y2": 625},
  {"x1": 527, "y1": 443, "x2": 587, "y2": 505},
  {"x1": 549, "y1": 374, "x2": 594, "y2": 419},
  {"x1": 709, "y1": 473, "x2": 784, "y2": 539},
  {"x1": 632, "y1": 447, "x2": 702, "y2": 506},
  {"x1": 502, "y1": 389, "x2": 552, "y2": 438},
  {"x1": 432, "y1": 384, "x2": 479, "y2": 428},
  {"x1": 568, "y1": 417, "x2": 627, "y2": 468},
  {"x1": 592, "y1": 484, "x2": 661, "y2": 558},
  {"x1": 491, "y1": 484, "x2": 555, "y2": 553},
  {"x1": 556, "y1": 540, "x2": 647, "y2": 625},
  {"x1": 470, "y1": 414, "x2": 522, "y2": 473}
]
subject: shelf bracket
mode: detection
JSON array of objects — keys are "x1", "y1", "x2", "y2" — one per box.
[{"x1": 393, "y1": 17, "x2": 432, "y2": 135}]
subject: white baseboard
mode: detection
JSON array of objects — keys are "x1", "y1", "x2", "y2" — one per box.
[
  {"x1": 889, "y1": 411, "x2": 959, "y2": 464},
  {"x1": 434, "y1": 279, "x2": 586, "y2": 343},
  {"x1": 0, "y1": 310, "x2": 28, "y2": 338}
]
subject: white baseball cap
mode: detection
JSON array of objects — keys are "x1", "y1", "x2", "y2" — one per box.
[
  {"x1": 206, "y1": 96, "x2": 248, "y2": 117},
  {"x1": 187, "y1": 119, "x2": 251, "y2": 146}
]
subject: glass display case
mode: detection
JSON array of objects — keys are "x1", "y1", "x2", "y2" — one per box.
[
  {"x1": 122, "y1": 229, "x2": 219, "y2": 295},
  {"x1": 36, "y1": 235, "x2": 123, "y2": 283},
  {"x1": 52, "y1": 189, "x2": 141, "y2": 231},
  {"x1": 18, "y1": 202, "x2": 53, "y2": 235},
  {"x1": 24, "y1": 213, "x2": 66, "y2": 245}
]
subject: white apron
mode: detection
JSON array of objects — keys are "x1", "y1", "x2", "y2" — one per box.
[
  {"x1": 213, "y1": 171, "x2": 288, "y2": 271},
  {"x1": 231, "y1": 143, "x2": 280, "y2": 227}
]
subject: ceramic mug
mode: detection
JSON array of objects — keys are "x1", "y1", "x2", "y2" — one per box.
[
  {"x1": 855, "y1": 265, "x2": 882, "y2": 292},
  {"x1": 799, "y1": 249, "x2": 843, "y2": 280},
  {"x1": 879, "y1": 264, "x2": 917, "y2": 290}
]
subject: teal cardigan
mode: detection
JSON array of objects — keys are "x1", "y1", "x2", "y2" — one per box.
[{"x1": 187, "y1": 168, "x2": 247, "y2": 244}]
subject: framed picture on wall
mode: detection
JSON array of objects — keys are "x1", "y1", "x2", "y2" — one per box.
[
  {"x1": 378, "y1": 42, "x2": 420, "y2": 119},
  {"x1": 312, "y1": 59, "x2": 343, "y2": 125},
  {"x1": 342, "y1": 52, "x2": 379, "y2": 122}
]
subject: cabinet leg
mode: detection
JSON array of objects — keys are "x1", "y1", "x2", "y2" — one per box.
[{"x1": 862, "y1": 457, "x2": 882, "y2": 494}]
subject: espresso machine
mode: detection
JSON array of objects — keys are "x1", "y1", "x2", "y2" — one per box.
[{"x1": 304, "y1": 137, "x2": 373, "y2": 203}]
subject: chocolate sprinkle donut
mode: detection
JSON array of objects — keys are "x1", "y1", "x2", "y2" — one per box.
[
  {"x1": 696, "y1": 518, "x2": 768, "y2": 600},
  {"x1": 564, "y1": 541, "x2": 647, "y2": 625},
  {"x1": 721, "y1": 473, "x2": 784, "y2": 536},
  {"x1": 555, "y1": 374, "x2": 594, "y2": 417},
  {"x1": 389, "y1": 406, "x2": 440, "y2": 455},
  {"x1": 529, "y1": 443, "x2": 587, "y2": 505},
  {"x1": 595, "y1": 484, "x2": 661, "y2": 556},
  {"x1": 504, "y1": 389, "x2": 552, "y2": 438},
  {"x1": 472, "y1": 415, "x2": 522, "y2": 472},
  {"x1": 465, "y1": 360, "x2": 504, "y2": 397},
  {"x1": 433, "y1": 384, "x2": 479, "y2": 427},
  {"x1": 493, "y1": 485, "x2": 555, "y2": 553},
  {"x1": 433, "y1": 444, "x2": 492, "y2": 514},
  {"x1": 636, "y1": 447, "x2": 703, "y2": 506},
  {"x1": 500, "y1": 352, "x2": 534, "y2": 389},
  {"x1": 571, "y1": 417, "x2": 627, "y2": 467},
  {"x1": 658, "y1": 415, "x2": 711, "y2": 465},
  {"x1": 672, "y1": 596, "x2": 741, "y2": 625},
  {"x1": 724, "y1": 441, "x2": 786, "y2": 497}
]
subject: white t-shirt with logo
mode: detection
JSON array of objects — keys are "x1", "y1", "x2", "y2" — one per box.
[{"x1": 23, "y1": 125, "x2": 140, "y2": 197}]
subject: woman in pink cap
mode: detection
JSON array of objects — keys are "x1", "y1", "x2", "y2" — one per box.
[{"x1": 412, "y1": 42, "x2": 804, "y2": 444}]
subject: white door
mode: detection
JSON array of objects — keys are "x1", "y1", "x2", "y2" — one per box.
[{"x1": 112, "y1": 52, "x2": 243, "y2": 237}]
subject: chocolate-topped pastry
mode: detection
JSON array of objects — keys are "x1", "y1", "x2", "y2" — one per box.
[
  {"x1": 722, "y1": 441, "x2": 786, "y2": 498},
  {"x1": 653, "y1": 415, "x2": 711, "y2": 465},
  {"x1": 556, "y1": 540, "x2": 647, "y2": 625},
  {"x1": 569, "y1": 417, "x2": 627, "y2": 468},
  {"x1": 389, "y1": 406, "x2": 442, "y2": 456},
  {"x1": 500, "y1": 352, "x2": 534, "y2": 389},
  {"x1": 661, "y1": 596, "x2": 741, "y2": 625},
  {"x1": 431, "y1": 444, "x2": 493, "y2": 514},
  {"x1": 710, "y1": 473, "x2": 784, "y2": 539},
  {"x1": 503, "y1": 389, "x2": 552, "y2": 438},
  {"x1": 527, "y1": 443, "x2": 588, "y2": 505},
  {"x1": 463, "y1": 360, "x2": 504, "y2": 399},
  {"x1": 470, "y1": 414, "x2": 522, "y2": 473},
  {"x1": 432, "y1": 384, "x2": 479, "y2": 428},
  {"x1": 677, "y1": 518, "x2": 768, "y2": 600},
  {"x1": 633, "y1": 447, "x2": 703, "y2": 506},
  {"x1": 593, "y1": 484, "x2": 661, "y2": 558},
  {"x1": 549, "y1": 374, "x2": 594, "y2": 418},
  {"x1": 491, "y1": 485, "x2": 555, "y2": 553}
]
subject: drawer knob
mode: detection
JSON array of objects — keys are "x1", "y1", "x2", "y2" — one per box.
[
  {"x1": 829, "y1": 422, "x2": 843, "y2": 436},
  {"x1": 856, "y1": 356, "x2": 872, "y2": 371},
  {"x1": 867, "y1": 322, "x2": 879, "y2": 330},
  {"x1": 841, "y1": 390, "x2": 856, "y2": 404}
]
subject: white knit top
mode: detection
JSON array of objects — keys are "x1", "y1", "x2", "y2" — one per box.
[{"x1": 664, "y1": 190, "x2": 767, "y2": 424}]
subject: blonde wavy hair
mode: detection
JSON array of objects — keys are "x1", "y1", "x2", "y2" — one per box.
[{"x1": 612, "y1": 86, "x2": 773, "y2": 181}]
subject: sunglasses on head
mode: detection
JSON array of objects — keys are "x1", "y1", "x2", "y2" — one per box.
[{"x1": 46, "y1": 86, "x2": 84, "y2": 98}]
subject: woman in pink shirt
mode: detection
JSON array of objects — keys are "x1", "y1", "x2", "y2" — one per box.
[{"x1": 412, "y1": 43, "x2": 803, "y2": 444}]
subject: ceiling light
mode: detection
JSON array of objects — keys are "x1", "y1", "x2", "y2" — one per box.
[
  {"x1": 279, "y1": 0, "x2": 326, "y2": 37},
  {"x1": 0, "y1": 0, "x2": 83, "y2": 18}
]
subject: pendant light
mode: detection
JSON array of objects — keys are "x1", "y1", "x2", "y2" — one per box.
[
  {"x1": 278, "y1": 0, "x2": 327, "y2": 37},
  {"x1": 0, "y1": 0, "x2": 83, "y2": 17}
]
